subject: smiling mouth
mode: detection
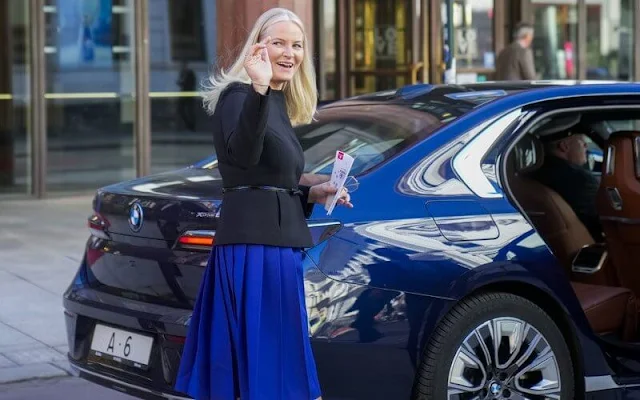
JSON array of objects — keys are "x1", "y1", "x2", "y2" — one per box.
[{"x1": 276, "y1": 62, "x2": 294, "y2": 69}]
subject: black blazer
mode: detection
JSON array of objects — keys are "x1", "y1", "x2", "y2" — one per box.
[{"x1": 212, "y1": 82, "x2": 314, "y2": 248}]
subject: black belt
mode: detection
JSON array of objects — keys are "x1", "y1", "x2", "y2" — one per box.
[{"x1": 222, "y1": 185, "x2": 304, "y2": 196}]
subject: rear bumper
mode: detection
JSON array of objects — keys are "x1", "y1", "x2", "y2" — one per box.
[
  {"x1": 63, "y1": 286, "x2": 191, "y2": 399},
  {"x1": 63, "y1": 286, "x2": 191, "y2": 337},
  {"x1": 70, "y1": 360, "x2": 192, "y2": 400}
]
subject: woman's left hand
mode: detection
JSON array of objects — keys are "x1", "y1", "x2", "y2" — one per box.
[{"x1": 308, "y1": 182, "x2": 353, "y2": 208}]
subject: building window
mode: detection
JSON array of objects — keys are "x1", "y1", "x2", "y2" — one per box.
[
  {"x1": 315, "y1": 0, "x2": 337, "y2": 101},
  {"x1": 531, "y1": 1, "x2": 578, "y2": 80},
  {"x1": 350, "y1": 0, "x2": 414, "y2": 94},
  {"x1": 168, "y1": 0, "x2": 206, "y2": 62},
  {"x1": 440, "y1": 0, "x2": 495, "y2": 83},
  {"x1": 149, "y1": 0, "x2": 217, "y2": 174},
  {"x1": 449, "y1": 0, "x2": 495, "y2": 71},
  {"x1": 586, "y1": 0, "x2": 634, "y2": 80},
  {"x1": 44, "y1": 0, "x2": 137, "y2": 192},
  {"x1": 0, "y1": 0, "x2": 30, "y2": 194}
]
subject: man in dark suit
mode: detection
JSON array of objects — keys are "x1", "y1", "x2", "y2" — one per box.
[
  {"x1": 495, "y1": 22, "x2": 537, "y2": 81},
  {"x1": 531, "y1": 116, "x2": 603, "y2": 241}
]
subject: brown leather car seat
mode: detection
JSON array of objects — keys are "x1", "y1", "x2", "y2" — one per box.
[
  {"x1": 597, "y1": 131, "x2": 640, "y2": 296},
  {"x1": 507, "y1": 135, "x2": 637, "y2": 340},
  {"x1": 506, "y1": 134, "x2": 597, "y2": 278},
  {"x1": 571, "y1": 282, "x2": 637, "y2": 341}
]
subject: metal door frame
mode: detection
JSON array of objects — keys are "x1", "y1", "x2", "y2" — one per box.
[{"x1": 28, "y1": 0, "x2": 150, "y2": 198}]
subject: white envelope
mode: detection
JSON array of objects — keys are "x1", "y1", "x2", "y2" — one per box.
[{"x1": 325, "y1": 150, "x2": 354, "y2": 215}]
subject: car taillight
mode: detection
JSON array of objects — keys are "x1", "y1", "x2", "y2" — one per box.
[
  {"x1": 177, "y1": 230, "x2": 215, "y2": 251},
  {"x1": 88, "y1": 213, "x2": 110, "y2": 240},
  {"x1": 164, "y1": 334, "x2": 186, "y2": 344}
]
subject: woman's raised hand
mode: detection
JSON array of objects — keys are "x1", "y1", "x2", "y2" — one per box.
[{"x1": 244, "y1": 36, "x2": 272, "y2": 88}]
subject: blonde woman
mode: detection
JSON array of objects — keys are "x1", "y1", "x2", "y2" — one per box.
[{"x1": 174, "y1": 7, "x2": 352, "y2": 400}]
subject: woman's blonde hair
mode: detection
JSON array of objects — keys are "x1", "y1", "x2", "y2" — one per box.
[{"x1": 202, "y1": 8, "x2": 317, "y2": 126}]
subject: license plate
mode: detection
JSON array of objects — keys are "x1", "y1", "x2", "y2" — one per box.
[{"x1": 90, "y1": 324, "x2": 154, "y2": 368}]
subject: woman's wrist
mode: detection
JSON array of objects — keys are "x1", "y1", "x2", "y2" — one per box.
[
  {"x1": 252, "y1": 81, "x2": 270, "y2": 95},
  {"x1": 308, "y1": 185, "x2": 321, "y2": 204}
]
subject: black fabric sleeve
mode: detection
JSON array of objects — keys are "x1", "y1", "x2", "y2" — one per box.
[
  {"x1": 219, "y1": 85, "x2": 271, "y2": 168},
  {"x1": 299, "y1": 185, "x2": 315, "y2": 218}
]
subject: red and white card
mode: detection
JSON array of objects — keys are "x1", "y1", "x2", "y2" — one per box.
[{"x1": 325, "y1": 150, "x2": 354, "y2": 215}]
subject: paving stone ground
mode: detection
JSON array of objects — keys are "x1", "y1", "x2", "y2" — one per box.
[{"x1": 0, "y1": 195, "x2": 92, "y2": 385}]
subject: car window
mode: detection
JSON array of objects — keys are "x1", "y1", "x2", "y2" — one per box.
[
  {"x1": 298, "y1": 91, "x2": 513, "y2": 175},
  {"x1": 606, "y1": 119, "x2": 640, "y2": 132},
  {"x1": 198, "y1": 104, "x2": 445, "y2": 176},
  {"x1": 584, "y1": 135, "x2": 600, "y2": 152},
  {"x1": 194, "y1": 87, "x2": 506, "y2": 173},
  {"x1": 297, "y1": 110, "x2": 429, "y2": 175},
  {"x1": 588, "y1": 119, "x2": 640, "y2": 174},
  {"x1": 584, "y1": 136, "x2": 603, "y2": 174}
]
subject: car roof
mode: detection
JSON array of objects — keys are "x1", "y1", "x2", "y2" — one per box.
[
  {"x1": 322, "y1": 80, "x2": 634, "y2": 109},
  {"x1": 193, "y1": 81, "x2": 639, "y2": 169}
]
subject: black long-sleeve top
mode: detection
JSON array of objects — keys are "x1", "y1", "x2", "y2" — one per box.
[{"x1": 212, "y1": 82, "x2": 314, "y2": 248}]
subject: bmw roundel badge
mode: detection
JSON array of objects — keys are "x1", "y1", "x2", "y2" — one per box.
[{"x1": 128, "y1": 203, "x2": 144, "y2": 232}]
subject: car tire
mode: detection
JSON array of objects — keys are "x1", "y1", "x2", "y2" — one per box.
[{"x1": 412, "y1": 292, "x2": 575, "y2": 399}]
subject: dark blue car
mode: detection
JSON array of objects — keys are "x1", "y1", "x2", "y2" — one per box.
[{"x1": 63, "y1": 81, "x2": 640, "y2": 399}]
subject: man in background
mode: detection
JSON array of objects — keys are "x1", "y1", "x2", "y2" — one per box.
[{"x1": 495, "y1": 22, "x2": 537, "y2": 81}]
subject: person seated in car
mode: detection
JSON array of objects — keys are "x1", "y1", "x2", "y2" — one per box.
[{"x1": 532, "y1": 120, "x2": 603, "y2": 241}]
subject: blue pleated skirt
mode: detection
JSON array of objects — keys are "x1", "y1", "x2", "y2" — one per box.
[{"x1": 174, "y1": 244, "x2": 321, "y2": 400}]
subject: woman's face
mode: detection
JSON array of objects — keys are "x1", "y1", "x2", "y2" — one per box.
[{"x1": 264, "y1": 21, "x2": 304, "y2": 88}]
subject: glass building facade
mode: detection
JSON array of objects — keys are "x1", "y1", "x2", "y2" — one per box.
[{"x1": 1, "y1": 0, "x2": 639, "y2": 198}]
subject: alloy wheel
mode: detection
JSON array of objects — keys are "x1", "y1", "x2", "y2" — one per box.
[{"x1": 447, "y1": 317, "x2": 561, "y2": 399}]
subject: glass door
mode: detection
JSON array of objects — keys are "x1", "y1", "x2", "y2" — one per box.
[
  {"x1": 442, "y1": 0, "x2": 496, "y2": 83},
  {"x1": 0, "y1": 0, "x2": 31, "y2": 195},
  {"x1": 148, "y1": 0, "x2": 217, "y2": 174},
  {"x1": 348, "y1": 0, "x2": 422, "y2": 95},
  {"x1": 585, "y1": 0, "x2": 634, "y2": 81},
  {"x1": 530, "y1": 0, "x2": 579, "y2": 80},
  {"x1": 44, "y1": 0, "x2": 136, "y2": 192}
]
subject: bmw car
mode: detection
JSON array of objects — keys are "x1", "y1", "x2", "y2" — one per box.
[{"x1": 64, "y1": 81, "x2": 640, "y2": 399}]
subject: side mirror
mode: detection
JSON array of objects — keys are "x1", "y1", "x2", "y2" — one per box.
[{"x1": 572, "y1": 243, "x2": 607, "y2": 274}]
